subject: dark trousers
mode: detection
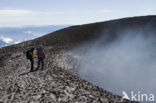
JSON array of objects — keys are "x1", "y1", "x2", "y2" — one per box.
[
  {"x1": 37, "y1": 57, "x2": 44, "y2": 69},
  {"x1": 29, "y1": 59, "x2": 34, "y2": 72}
]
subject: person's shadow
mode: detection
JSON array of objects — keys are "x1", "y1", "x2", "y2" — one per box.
[
  {"x1": 18, "y1": 68, "x2": 40, "y2": 76},
  {"x1": 18, "y1": 71, "x2": 31, "y2": 76}
]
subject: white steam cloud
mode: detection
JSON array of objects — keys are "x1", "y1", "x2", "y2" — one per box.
[{"x1": 77, "y1": 30, "x2": 156, "y2": 97}]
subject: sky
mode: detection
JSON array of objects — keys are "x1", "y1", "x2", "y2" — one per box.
[{"x1": 0, "y1": 0, "x2": 156, "y2": 27}]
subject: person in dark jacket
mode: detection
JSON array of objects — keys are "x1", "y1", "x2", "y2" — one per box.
[
  {"x1": 27, "y1": 46, "x2": 35, "y2": 72},
  {"x1": 36, "y1": 46, "x2": 45, "y2": 70}
]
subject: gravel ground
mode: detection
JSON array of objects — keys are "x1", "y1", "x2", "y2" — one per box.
[{"x1": 1, "y1": 16, "x2": 154, "y2": 103}]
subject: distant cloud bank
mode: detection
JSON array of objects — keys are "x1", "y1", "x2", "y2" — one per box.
[
  {"x1": 0, "y1": 35, "x2": 13, "y2": 43},
  {"x1": 0, "y1": 9, "x2": 112, "y2": 27}
]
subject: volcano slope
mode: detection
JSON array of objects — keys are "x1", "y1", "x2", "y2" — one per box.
[{"x1": 1, "y1": 16, "x2": 156, "y2": 103}]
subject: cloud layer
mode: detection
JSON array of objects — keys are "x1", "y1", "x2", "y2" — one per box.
[
  {"x1": 0, "y1": 35, "x2": 13, "y2": 43},
  {"x1": 0, "y1": 9, "x2": 112, "y2": 27}
]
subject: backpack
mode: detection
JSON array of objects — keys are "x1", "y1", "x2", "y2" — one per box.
[{"x1": 26, "y1": 50, "x2": 31, "y2": 59}]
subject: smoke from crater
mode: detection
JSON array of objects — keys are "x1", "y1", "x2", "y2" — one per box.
[{"x1": 77, "y1": 29, "x2": 156, "y2": 97}]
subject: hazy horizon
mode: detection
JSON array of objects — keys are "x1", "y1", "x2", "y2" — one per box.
[{"x1": 0, "y1": 0, "x2": 156, "y2": 27}]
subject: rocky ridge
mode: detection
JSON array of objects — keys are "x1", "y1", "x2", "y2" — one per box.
[{"x1": 1, "y1": 16, "x2": 154, "y2": 103}]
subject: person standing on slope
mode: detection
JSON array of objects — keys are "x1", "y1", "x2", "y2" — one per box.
[
  {"x1": 36, "y1": 46, "x2": 45, "y2": 70},
  {"x1": 26, "y1": 46, "x2": 35, "y2": 72}
]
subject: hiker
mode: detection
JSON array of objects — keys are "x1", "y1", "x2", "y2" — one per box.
[
  {"x1": 26, "y1": 46, "x2": 35, "y2": 72},
  {"x1": 36, "y1": 46, "x2": 45, "y2": 70}
]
